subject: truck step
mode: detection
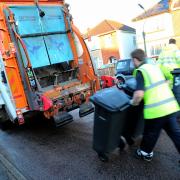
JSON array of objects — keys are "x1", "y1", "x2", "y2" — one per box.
[
  {"x1": 53, "y1": 112, "x2": 73, "y2": 127},
  {"x1": 79, "y1": 102, "x2": 94, "y2": 117}
]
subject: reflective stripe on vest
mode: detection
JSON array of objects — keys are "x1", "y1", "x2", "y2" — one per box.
[
  {"x1": 136, "y1": 64, "x2": 179, "y2": 119},
  {"x1": 144, "y1": 97, "x2": 175, "y2": 109},
  {"x1": 145, "y1": 80, "x2": 166, "y2": 91}
]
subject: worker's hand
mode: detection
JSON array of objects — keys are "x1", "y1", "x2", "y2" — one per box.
[
  {"x1": 129, "y1": 99, "x2": 139, "y2": 106},
  {"x1": 130, "y1": 90, "x2": 144, "y2": 106},
  {"x1": 129, "y1": 99, "x2": 134, "y2": 105}
]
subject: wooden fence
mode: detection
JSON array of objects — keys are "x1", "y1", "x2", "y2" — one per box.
[{"x1": 97, "y1": 64, "x2": 115, "y2": 77}]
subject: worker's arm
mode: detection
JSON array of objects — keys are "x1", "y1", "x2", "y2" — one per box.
[
  {"x1": 130, "y1": 70, "x2": 144, "y2": 106},
  {"x1": 130, "y1": 90, "x2": 144, "y2": 106}
]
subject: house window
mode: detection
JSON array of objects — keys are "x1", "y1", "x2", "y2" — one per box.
[
  {"x1": 104, "y1": 34, "x2": 112, "y2": 48},
  {"x1": 93, "y1": 57, "x2": 103, "y2": 69},
  {"x1": 87, "y1": 36, "x2": 100, "y2": 51},
  {"x1": 150, "y1": 45, "x2": 163, "y2": 56},
  {"x1": 97, "y1": 57, "x2": 103, "y2": 68},
  {"x1": 133, "y1": 36, "x2": 137, "y2": 47}
]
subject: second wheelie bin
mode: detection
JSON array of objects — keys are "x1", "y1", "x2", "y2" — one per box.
[
  {"x1": 90, "y1": 87, "x2": 130, "y2": 161},
  {"x1": 172, "y1": 68, "x2": 180, "y2": 104},
  {"x1": 172, "y1": 68, "x2": 180, "y2": 122}
]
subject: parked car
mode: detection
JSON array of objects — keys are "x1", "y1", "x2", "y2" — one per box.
[
  {"x1": 115, "y1": 59, "x2": 134, "y2": 83},
  {"x1": 100, "y1": 58, "x2": 156, "y2": 89},
  {"x1": 100, "y1": 59, "x2": 134, "y2": 89}
]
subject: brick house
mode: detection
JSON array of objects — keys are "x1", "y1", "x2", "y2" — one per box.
[
  {"x1": 84, "y1": 20, "x2": 136, "y2": 69},
  {"x1": 132, "y1": 0, "x2": 180, "y2": 57}
]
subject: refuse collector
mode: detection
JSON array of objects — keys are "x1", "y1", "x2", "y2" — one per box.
[
  {"x1": 130, "y1": 49, "x2": 180, "y2": 165},
  {"x1": 156, "y1": 38, "x2": 180, "y2": 88}
]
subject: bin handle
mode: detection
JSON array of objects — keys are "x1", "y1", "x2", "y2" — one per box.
[{"x1": 119, "y1": 104, "x2": 129, "y2": 111}]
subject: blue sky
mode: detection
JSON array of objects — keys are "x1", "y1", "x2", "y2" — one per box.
[{"x1": 66, "y1": 0, "x2": 160, "y2": 32}]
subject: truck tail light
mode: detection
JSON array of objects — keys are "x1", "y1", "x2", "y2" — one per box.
[{"x1": 16, "y1": 110, "x2": 25, "y2": 125}]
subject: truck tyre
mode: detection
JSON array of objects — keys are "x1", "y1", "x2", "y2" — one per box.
[{"x1": 0, "y1": 108, "x2": 11, "y2": 130}]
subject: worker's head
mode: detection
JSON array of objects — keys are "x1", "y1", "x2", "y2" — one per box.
[
  {"x1": 131, "y1": 49, "x2": 146, "y2": 67},
  {"x1": 169, "y1": 38, "x2": 176, "y2": 44}
]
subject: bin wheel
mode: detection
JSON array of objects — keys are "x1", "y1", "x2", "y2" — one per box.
[{"x1": 98, "y1": 153, "x2": 109, "y2": 162}]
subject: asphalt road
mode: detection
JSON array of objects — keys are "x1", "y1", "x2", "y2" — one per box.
[{"x1": 0, "y1": 109, "x2": 179, "y2": 180}]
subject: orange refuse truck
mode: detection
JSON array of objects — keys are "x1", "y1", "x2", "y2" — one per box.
[{"x1": 0, "y1": 0, "x2": 100, "y2": 128}]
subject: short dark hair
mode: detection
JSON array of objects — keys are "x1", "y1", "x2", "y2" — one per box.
[
  {"x1": 169, "y1": 38, "x2": 176, "y2": 44},
  {"x1": 131, "y1": 49, "x2": 146, "y2": 62}
]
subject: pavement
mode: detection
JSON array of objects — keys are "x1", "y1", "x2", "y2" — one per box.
[
  {"x1": 0, "y1": 153, "x2": 27, "y2": 180},
  {"x1": 0, "y1": 162, "x2": 10, "y2": 180}
]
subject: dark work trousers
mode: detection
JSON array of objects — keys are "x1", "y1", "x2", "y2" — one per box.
[{"x1": 140, "y1": 112, "x2": 180, "y2": 154}]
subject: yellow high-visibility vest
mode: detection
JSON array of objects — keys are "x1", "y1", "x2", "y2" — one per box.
[
  {"x1": 135, "y1": 64, "x2": 180, "y2": 119},
  {"x1": 157, "y1": 44, "x2": 180, "y2": 88}
]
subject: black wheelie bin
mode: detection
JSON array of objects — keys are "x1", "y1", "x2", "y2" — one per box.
[
  {"x1": 172, "y1": 68, "x2": 180, "y2": 122},
  {"x1": 118, "y1": 77, "x2": 144, "y2": 141},
  {"x1": 90, "y1": 87, "x2": 130, "y2": 162},
  {"x1": 172, "y1": 68, "x2": 180, "y2": 104}
]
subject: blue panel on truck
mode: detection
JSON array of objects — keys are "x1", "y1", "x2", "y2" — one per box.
[
  {"x1": 10, "y1": 6, "x2": 73, "y2": 67},
  {"x1": 22, "y1": 37, "x2": 50, "y2": 68},
  {"x1": 9, "y1": 6, "x2": 66, "y2": 35},
  {"x1": 10, "y1": 6, "x2": 41, "y2": 35},
  {"x1": 40, "y1": 6, "x2": 66, "y2": 32},
  {"x1": 44, "y1": 34, "x2": 73, "y2": 64}
]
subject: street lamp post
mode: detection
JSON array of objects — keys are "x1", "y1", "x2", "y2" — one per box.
[
  {"x1": 138, "y1": 4, "x2": 147, "y2": 54},
  {"x1": 142, "y1": 31, "x2": 147, "y2": 54}
]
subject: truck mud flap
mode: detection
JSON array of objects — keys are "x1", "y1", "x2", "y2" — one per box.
[
  {"x1": 79, "y1": 102, "x2": 94, "y2": 117},
  {"x1": 53, "y1": 112, "x2": 73, "y2": 127}
]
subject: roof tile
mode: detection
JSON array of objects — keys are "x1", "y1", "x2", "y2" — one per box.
[
  {"x1": 84, "y1": 19, "x2": 135, "y2": 37},
  {"x1": 132, "y1": 0, "x2": 169, "y2": 21}
]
